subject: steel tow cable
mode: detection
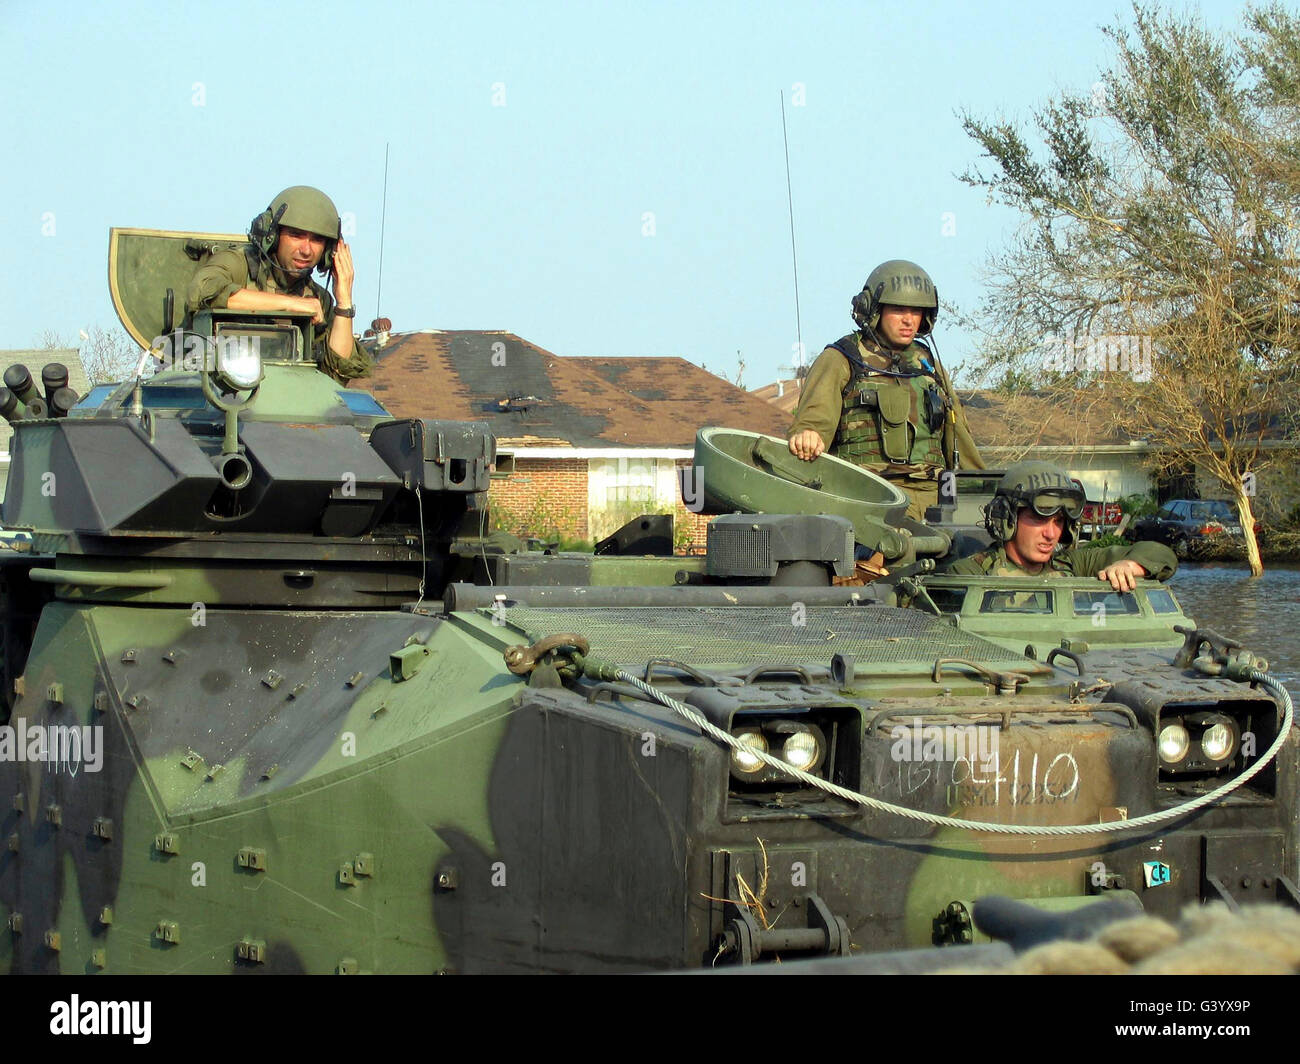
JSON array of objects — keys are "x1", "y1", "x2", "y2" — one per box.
[{"x1": 595, "y1": 662, "x2": 1292, "y2": 837}]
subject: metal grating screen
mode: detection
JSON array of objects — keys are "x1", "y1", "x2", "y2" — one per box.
[
  {"x1": 706, "y1": 526, "x2": 772, "y2": 576},
  {"x1": 485, "y1": 604, "x2": 1023, "y2": 669}
]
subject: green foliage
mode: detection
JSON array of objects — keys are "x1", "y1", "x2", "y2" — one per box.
[
  {"x1": 489, "y1": 495, "x2": 578, "y2": 545},
  {"x1": 1117, "y1": 492, "x2": 1159, "y2": 518},
  {"x1": 959, "y1": 3, "x2": 1300, "y2": 576},
  {"x1": 588, "y1": 499, "x2": 663, "y2": 541},
  {"x1": 489, "y1": 494, "x2": 699, "y2": 554},
  {"x1": 1076, "y1": 533, "x2": 1128, "y2": 550}
]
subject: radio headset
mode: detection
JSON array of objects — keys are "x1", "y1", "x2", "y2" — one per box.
[{"x1": 247, "y1": 202, "x2": 338, "y2": 274}]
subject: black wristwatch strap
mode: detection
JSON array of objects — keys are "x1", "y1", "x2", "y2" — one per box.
[{"x1": 335, "y1": 305, "x2": 357, "y2": 318}]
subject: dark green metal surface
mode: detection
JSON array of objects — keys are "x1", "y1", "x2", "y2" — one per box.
[{"x1": 0, "y1": 234, "x2": 1294, "y2": 974}]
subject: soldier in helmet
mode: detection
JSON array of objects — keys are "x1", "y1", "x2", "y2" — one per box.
[
  {"x1": 186, "y1": 186, "x2": 372, "y2": 384},
  {"x1": 947, "y1": 461, "x2": 1177, "y2": 590},
  {"x1": 787, "y1": 260, "x2": 983, "y2": 521}
]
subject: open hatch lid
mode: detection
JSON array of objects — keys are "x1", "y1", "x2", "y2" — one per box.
[{"x1": 108, "y1": 227, "x2": 249, "y2": 350}]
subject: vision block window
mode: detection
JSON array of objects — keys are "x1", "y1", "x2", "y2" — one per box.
[
  {"x1": 337, "y1": 391, "x2": 391, "y2": 416},
  {"x1": 214, "y1": 323, "x2": 299, "y2": 363},
  {"x1": 1146, "y1": 589, "x2": 1181, "y2": 615},
  {"x1": 980, "y1": 589, "x2": 1054, "y2": 615},
  {"x1": 1072, "y1": 590, "x2": 1141, "y2": 617},
  {"x1": 927, "y1": 587, "x2": 968, "y2": 614}
]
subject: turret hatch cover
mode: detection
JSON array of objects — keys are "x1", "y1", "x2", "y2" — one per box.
[{"x1": 108, "y1": 227, "x2": 249, "y2": 351}]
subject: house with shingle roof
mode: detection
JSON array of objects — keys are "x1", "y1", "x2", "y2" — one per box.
[{"x1": 366, "y1": 330, "x2": 789, "y2": 543}]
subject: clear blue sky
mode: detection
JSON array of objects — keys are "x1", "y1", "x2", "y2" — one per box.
[{"x1": 0, "y1": 0, "x2": 1253, "y2": 386}]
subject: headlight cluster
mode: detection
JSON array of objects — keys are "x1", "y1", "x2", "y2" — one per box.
[
  {"x1": 1158, "y1": 712, "x2": 1239, "y2": 773},
  {"x1": 729, "y1": 720, "x2": 826, "y2": 783},
  {"x1": 214, "y1": 334, "x2": 263, "y2": 392}
]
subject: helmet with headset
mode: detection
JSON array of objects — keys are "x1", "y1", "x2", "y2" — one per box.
[
  {"x1": 850, "y1": 259, "x2": 939, "y2": 336},
  {"x1": 248, "y1": 186, "x2": 341, "y2": 275},
  {"x1": 983, "y1": 461, "x2": 1087, "y2": 546}
]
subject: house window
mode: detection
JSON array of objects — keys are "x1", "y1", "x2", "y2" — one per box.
[{"x1": 587, "y1": 457, "x2": 680, "y2": 539}]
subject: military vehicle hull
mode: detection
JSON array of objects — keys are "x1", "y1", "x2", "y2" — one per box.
[
  {"x1": 0, "y1": 236, "x2": 1295, "y2": 972},
  {"x1": 1, "y1": 575, "x2": 1294, "y2": 972}
]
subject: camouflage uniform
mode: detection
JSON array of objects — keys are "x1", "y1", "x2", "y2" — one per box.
[
  {"x1": 948, "y1": 541, "x2": 1178, "y2": 580},
  {"x1": 788, "y1": 332, "x2": 984, "y2": 521},
  {"x1": 186, "y1": 247, "x2": 372, "y2": 384}
]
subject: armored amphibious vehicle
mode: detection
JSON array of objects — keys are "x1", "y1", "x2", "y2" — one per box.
[{"x1": 0, "y1": 229, "x2": 1294, "y2": 973}]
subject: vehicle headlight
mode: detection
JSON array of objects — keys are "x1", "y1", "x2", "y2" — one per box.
[
  {"x1": 1158, "y1": 723, "x2": 1190, "y2": 764},
  {"x1": 730, "y1": 730, "x2": 767, "y2": 775},
  {"x1": 1201, "y1": 721, "x2": 1236, "y2": 762},
  {"x1": 215, "y1": 336, "x2": 263, "y2": 391},
  {"x1": 781, "y1": 729, "x2": 821, "y2": 772}
]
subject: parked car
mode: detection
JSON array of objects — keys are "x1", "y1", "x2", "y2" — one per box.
[{"x1": 1126, "y1": 498, "x2": 1257, "y2": 557}]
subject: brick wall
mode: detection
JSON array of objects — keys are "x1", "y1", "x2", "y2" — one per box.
[
  {"x1": 674, "y1": 458, "x2": 712, "y2": 552},
  {"x1": 489, "y1": 458, "x2": 589, "y2": 540}
]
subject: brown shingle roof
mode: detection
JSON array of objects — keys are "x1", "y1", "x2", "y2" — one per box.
[
  {"x1": 367, "y1": 331, "x2": 789, "y2": 447},
  {"x1": 749, "y1": 379, "x2": 802, "y2": 416}
]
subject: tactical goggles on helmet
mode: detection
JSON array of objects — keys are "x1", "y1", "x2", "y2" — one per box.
[{"x1": 1022, "y1": 490, "x2": 1085, "y2": 521}]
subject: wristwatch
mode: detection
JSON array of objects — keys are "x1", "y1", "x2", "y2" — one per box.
[{"x1": 335, "y1": 306, "x2": 356, "y2": 318}]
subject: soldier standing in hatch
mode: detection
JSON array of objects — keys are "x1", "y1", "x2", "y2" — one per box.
[
  {"x1": 948, "y1": 462, "x2": 1178, "y2": 589},
  {"x1": 186, "y1": 185, "x2": 372, "y2": 385},
  {"x1": 787, "y1": 260, "x2": 983, "y2": 521}
]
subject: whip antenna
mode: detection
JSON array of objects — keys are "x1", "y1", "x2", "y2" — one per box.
[
  {"x1": 376, "y1": 142, "x2": 389, "y2": 323},
  {"x1": 781, "y1": 90, "x2": 804, "y2": 374}
]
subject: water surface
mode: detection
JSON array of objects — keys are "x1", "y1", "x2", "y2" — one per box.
[{"x1": 1168, "y1": 563, "x2": 1300, "y2": 685}]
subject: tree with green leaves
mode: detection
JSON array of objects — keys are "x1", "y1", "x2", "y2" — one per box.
[{"x1": 960, "y1": 3, "x2": 1300, "y2": 576}]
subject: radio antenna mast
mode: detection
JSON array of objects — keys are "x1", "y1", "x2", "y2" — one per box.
[
  {"x1": 780, "y1": 90, "x2": 804, "y2": 375},
  {"x1": 375, "y1": 142, "x2": 390, "y2": 324}
]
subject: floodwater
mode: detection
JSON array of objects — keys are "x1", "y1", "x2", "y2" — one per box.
[{"x1": 1167, "y1": 563, "x2": 1300, "y2": 685}]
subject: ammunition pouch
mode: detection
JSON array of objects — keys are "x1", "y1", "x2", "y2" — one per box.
[{"x1": 876, "y1": 387, "x2": 913, "y2": 464}]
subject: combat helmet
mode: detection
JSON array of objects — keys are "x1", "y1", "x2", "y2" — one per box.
[
  {"x1": 983, "y1": 461, "x2": 1086, "y2": 546},
  {"x1": 851, "y1": 259, "x2": 939, "y2": 335},
  {"x1": 249, "y1": 186, "x2": 341, "y2": 273}
]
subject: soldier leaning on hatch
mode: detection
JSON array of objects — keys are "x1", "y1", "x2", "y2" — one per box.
[
  {"x1": 185, "y1": 185, "x2": 372, "y2": 385},
  {"x1": 947, "y1": 462, "x2": 1178, "y2": 591},
  {"x1": 787, "y1": 259, "x2": 984, "y2": 521}
]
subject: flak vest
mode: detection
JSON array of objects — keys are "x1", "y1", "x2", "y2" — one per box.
[{"x1": 830, "y1": 334, "x2": 950, "y2": 474}]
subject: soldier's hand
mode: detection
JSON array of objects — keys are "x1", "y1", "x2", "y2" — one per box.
[
  {"x1": 301, "y1": 296, "x2": 325, "y2": 325},
  {"x1": 1097, "y1": 560, "x2": 1144, "y2": 592},
  {"x1": 788, "y1": 430, "x2": 826, "y2": 462},
  {"x1": 333, "y1": 239, "x2": 355, "y2": 304}
]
